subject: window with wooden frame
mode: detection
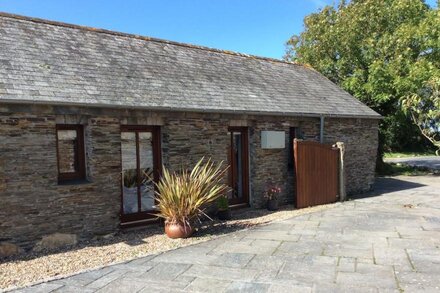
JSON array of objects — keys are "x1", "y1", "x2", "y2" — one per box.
[{"x1": 56, "y1": 124, "x2": 86, "y2": 183}]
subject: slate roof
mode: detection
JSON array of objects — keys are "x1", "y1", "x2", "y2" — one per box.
[{"x1": 0, "y1": 13, "x2": 380, "y2": 119}]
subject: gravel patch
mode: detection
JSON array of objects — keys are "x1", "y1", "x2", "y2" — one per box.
[{"x1": 0, "y1": 203, "x2": 336, "y2": 290}]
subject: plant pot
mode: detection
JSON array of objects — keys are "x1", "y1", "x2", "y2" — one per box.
[
  {"x1": 217, "y1": 209, "x2": 232, "y2": 220},
  {"x1": 164, "y1": 222, "x2": 193, "y2": 239},
  {"x1": 267, "y1": 199, "x2": 279, "y2": 211}
]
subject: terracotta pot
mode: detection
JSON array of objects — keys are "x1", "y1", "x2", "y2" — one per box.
[
  {"x1": 164, "y1": 222, "x2": 193, "y2": 239},
  {"x1": 217, "y1": 209, "x2": 232, "y2": 220},
  {"x1": 267, "y1": 199, "x2": 279, "y2": 211}
]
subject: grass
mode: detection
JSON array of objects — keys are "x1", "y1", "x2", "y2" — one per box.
[
  {"x1": 377, "y1": 162, "x2": 435, "y2": 176},
  {"x1": 383, "y1": 151, "x2": 436, "y2": 159}
]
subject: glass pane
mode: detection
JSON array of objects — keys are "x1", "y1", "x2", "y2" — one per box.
[
  {"x1": 229, "y1": 131, "x2": 244, "y2": 201},
  {"x1": 121, "y1": 132, "x2": 138, "y2": 214},
  {"x1": 232, "y1": 132, "x2": 243, "y2": 199},
  {"x1": 57, "y1": 129, "x2": 78, "y2": 173},
  {"x1": 139, "y1": 132, "x2": 155, "y2": 211}
]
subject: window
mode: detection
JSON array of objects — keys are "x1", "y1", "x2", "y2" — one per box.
[
  {"x1": 120, "y1": 125, "x2": 162, "y2": 223},
  {"x1": 56, "y1": 125, "x2": 86, "y2": 183}
]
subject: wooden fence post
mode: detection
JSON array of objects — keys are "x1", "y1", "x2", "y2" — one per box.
[{"x1": 335, "y1": 142, "x2": 346, "y2": 201}]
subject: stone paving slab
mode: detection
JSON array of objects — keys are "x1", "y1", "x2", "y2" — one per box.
[{"x1": 12, "y1": 175, "x2": 440, "y2": 292}]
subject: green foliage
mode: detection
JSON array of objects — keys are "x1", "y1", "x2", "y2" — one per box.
[
  {"x1": 216, "y1": 195, "x2": 229, "y2": 211},
  {"x1": 376, "y1": 162, "x2": 434, "y2": 176},
  {"x1": 154, "y1": 158, "x2": 229, "y2": 226},
  {"x1": 122, "y1": 169, "x2": 137, "y2": 188},
  {"x1": 401, "y1": 77, "x2": 440, "y2": 154},
  {"x1": 285, "y1": 0, "x2": 440, "y2": 153},
  {"x1": 384, "y1": 151, "x2": 436, "y2": 158}
]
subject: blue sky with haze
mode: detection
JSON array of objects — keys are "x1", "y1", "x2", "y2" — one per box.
[{"x1": 0, "y1": 0, "x2": 437, "y2": 59}]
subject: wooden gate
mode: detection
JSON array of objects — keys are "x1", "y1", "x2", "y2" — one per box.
[{"x1": 294, "y1": 139, "x2": 340, "y2": 208}]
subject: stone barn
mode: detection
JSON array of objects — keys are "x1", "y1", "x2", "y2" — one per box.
[{"x1": 0, "y1": 13, "x2": 381, "y2": 249}]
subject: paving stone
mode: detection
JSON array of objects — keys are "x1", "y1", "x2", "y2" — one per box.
[
  {"x1": 51, "y1": 285, "x2": 95, "y2": 292},
  {"x1": 337, "y1": 257, "x2": 356, "y2": 272},
  {"x1": 406, "y1": 248, "x2": 440, "y2": 273},
  {"x1": 152, "y1": 246, "x2": 217, "y2": 265},
  {"x1": 14, "y1": 283, "x2": 64, "y2": 293},
  {"x1": 110, "y1": 262, "x2": 154, "y2": 274},
  {"x1": 95, "y1": 277, "x2": 147, "y2": 293},
  {"x1": 387, "y1": 237, "x2": 437, "y2": 250},
  {"x1": 257, "y1": 223, "x2": 294, "y2": 231},
  {"x1": 85, "y1": 269, "x2": 128, "y2": 290},
  {"x1": 210, "y1": 239, "x2": 280, "y2": 255},
  {"x1": 245, "y1": 255, "x2": 288, "y2": 271},
  {"x1": 268, "y1": 283, "x2": 313, "y2": 293},
  {"x1": 397, "y1": 271, "x2": 440, "y2": 290},
  {"x1": 287, "y1": 228, "x2": 317, "y2": 236},
  {"x1": 399, "y1": 284, "x2": 440, "y2": 293},
  {"x1": 355, "y1": 263, "x2": 395, "y2": 276},
  {"x1": 182, "y1": 264, "x2": 258, "y2": 282},
  {"x1": 273, "y1": 240, "x2": 325, "y2": 257},
  {"x1": 325, "y1": 246, "x2": 373, "y2": 259},
  {"x1": 184, "y1": 278, "x2": 231, "y2": 292},
  {"x1": 373, "y1": 247, "x2": 412, "y2": 268},
  {"x1": 277, "y1": 261, "x2": 336, "y2": 284},
  {"x1": 135, "y1": 276, "x2": 193, "y2": 292},
  {"x1": 137, "y1": 283, "x2": 186, "y2": 293},
  {"x1": 140, "y1": 262, "x2": 191, "y2": 281},
  {"x1": 225, "y1": 281, "x2": 270, "y2": 293},
  {"x1": 243, "y1": 230, "x2": 300, "y2": 242},
  {"x1": 53, "y1": 267, "x2": 115, "y2": 287},
  {"x1": 312, "y1": 283, "x2": 380, "y2": 293},
  {"x1": 123, "y1": 254, "x2": 156, "y2": 265},
  {"x1": 336, "y1": 271, "x2": 397, "y2": 289},
  {"x1": 209, "y1": 252, "x2": 255, "y2": 268},
  {"x1": 301, "y1": 255, "x2": 338, "y2": 265}
]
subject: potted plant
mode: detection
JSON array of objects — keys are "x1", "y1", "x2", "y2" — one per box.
[
  {"x1": 154, "y1": 158, "x2": 229, "y2": 239},
  {"x1": 265, "y1": 186, "x2": 281, "y2": 211},
  {"x1": 216, "y1": 195, "x2": 232, "y2": 220}
]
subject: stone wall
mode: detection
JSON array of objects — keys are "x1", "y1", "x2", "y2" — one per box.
[
  {"x1": 0, "y1": 110, "x2": 121, "y2": 248},
  {"x1": 249, "y1": 118, "x2": 320, "y2": 207},
  {"x1": 162, "y1": 113, "x2": 230, "y2": 170},
  {"x1": 324, "y1": 118, "x2": 379, "y2": 195},
  {"x1": 0, "y1": 103, "x2": 379, "y2": 249}
]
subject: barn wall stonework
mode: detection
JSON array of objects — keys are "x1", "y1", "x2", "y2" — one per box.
[
  {"x1": 0, "y1": 104, "x2": 378, "y2": 249},
  {"x1": 324, "y1": 118, "x2": 379, "y2": 195}
]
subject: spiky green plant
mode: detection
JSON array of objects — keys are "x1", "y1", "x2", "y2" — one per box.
[{"x1": 154, "y1": 158, "x2": 229, "y2": 226}]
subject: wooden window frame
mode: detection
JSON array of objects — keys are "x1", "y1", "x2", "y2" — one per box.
[
  {"x1": 227, "y1": 126, "x2": 250, "y2": 206},
  {"x1": 56, "y1": 124, "x2": 86, "y2": 183},
  {"x1": 119, "y1": 125, "x2": 162, "y2": 224}
]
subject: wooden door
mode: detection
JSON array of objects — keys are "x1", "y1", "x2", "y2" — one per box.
[{"x1": 120, "y1": 125, "x2": 161, "y2": 224}]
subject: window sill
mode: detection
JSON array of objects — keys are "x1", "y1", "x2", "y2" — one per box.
[{"x1": 58, "y1": 178, "x2": 91, "y2": 186}]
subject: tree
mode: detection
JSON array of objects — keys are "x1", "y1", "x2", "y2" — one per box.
[
  {"x1": 401, "y1": 78, "x2": 440, "y2": 155},
  {"x1": 285, "y1": 0, "x2": 440, "y2": 160}
]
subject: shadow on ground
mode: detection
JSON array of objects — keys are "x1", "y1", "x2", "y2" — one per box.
[{"x1": 349, "y1": 176, "x2": 426, "y2": 200}]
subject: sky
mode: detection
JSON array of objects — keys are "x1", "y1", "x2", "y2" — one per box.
[{"x1": 0, "y1": 0, "x2": 437, "y2": 59}]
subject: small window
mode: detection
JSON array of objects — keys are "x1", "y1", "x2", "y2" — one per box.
[{"x1": 56, "y1": 125, "x2": 86, "y2": 183}]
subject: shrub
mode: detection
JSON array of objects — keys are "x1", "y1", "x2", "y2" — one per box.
[{"x1": 154, "y1": 158, "x2": 229, "y2": 226}]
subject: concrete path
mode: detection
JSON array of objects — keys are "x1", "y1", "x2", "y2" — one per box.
[
  {"x1": 385, "y1": 156, "x2": 440, "y2": 170},
  {"x1": 15, "y1": 176, "x2": 440, "y2": 292}
]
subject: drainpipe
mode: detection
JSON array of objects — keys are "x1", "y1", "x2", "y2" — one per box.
[{"x1": 320, "y1": 116, "x2": 325, "y2": 143}]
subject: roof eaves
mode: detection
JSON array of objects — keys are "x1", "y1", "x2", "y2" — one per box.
[{"x1": 0, "y1": 98, "x2": 383, "y2": 119}]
